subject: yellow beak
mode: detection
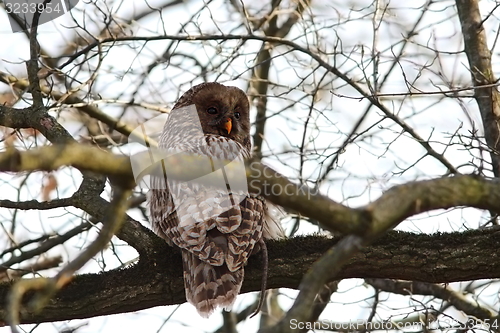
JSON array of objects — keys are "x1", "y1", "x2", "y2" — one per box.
[{"x1": 224, "y1": 118, "x2": 232, "y2": 134}]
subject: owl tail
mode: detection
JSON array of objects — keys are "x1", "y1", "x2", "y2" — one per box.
[{"x1": 182, "y1": 250, "x2": 244, "y2": 318}]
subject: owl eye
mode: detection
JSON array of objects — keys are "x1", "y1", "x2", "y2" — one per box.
[
  {"x1": 206, "y1": 107, "x2": 218, "y2": 115},
  {"x1": 234, "y1": 112, "x2": 241, "y2": 120}
]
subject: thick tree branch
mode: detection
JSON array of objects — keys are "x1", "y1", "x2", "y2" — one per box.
[
  {"x1": 2, "y1": 229, "x2": 500, "y2": 325},
  {"x1": 71, "y1": 193, "x2": 159, "y2": 259},
  {"x1": 0, "y1": 144, "x2": 500, "y2": 236}
]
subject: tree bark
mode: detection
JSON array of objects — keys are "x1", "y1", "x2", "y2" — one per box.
[
  {"x1": 2, "y1": 227, "x2": 500, "y2": 325},
  {"x1": 456, "y1": 0, "x2": 500, "y2": 177}
]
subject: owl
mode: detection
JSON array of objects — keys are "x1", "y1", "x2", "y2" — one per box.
[{"x1": 148, "y1": 82, "x2": 284, "y2": 317}]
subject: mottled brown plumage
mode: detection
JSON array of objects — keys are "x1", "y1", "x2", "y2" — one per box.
[{"x1": 148, "y1": 82, "x2": 283, "y2": 317}]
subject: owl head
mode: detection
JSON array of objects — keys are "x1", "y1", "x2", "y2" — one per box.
[{"x1": 170, "y1": 82, "x2": 251, "y2": 150}]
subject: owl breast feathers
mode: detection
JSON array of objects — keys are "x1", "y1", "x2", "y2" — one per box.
[{"x1": 148, "y1": 82, "x2": 284, "y2": 317}]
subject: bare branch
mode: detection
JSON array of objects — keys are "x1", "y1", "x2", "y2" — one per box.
[
  {"x1": 0, "y1": 222, "x2": 91, "y2": 273},
  {"x1": 0, "y1": 72, "x2": 156, "y2": 146},
  {"x1": 365, "y1": 279, "x2": 496, "y2": 322}
]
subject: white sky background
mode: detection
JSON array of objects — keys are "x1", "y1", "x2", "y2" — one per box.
[{"x1": 0, "y1": 0, "x2": 499, "y2": 332}]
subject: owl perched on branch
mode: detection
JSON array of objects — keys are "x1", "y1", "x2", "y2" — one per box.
[{"x1": 148, "y1": 82, "x2": 284, "y2": 317}]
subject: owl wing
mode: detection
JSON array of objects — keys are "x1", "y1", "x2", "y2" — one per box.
[{"x1": 150, "y1": 137, "x2": 265, "y2": 271}]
